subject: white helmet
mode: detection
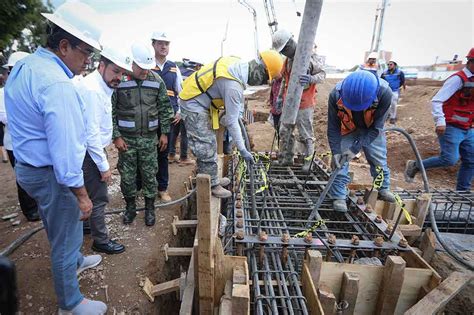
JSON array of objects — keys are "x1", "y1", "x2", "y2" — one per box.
[
  {"x1": 368, "y1": 52, "x2": 378, "y2": 60},
  {"x1": 272, "y1": 29, "x2": 293, "y2": 52},
  {"x1": 131, "y1": 42, "x2": 155, "y2": 70},
  {"x1": 100, "y1": 40, "x2": 133, "y2": 72},
  {"x1": 41, "y1": 1, "x2": 102, "y2": 50},
  {"x1": 3, "y1": 51, "x2": 30, "y2": 69},
  {"x1": 151, "y1": 31, "x2": 171, "y2": 42}
]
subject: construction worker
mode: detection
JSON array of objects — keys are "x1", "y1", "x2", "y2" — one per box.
[
  {"x1": 360, "y1": 52, "x2": 381, "y2": 76},
  {"x1": 327, "y1": 71, "x2": 395, "y2": 212},
  {"x1": 381, "y1": 60, "x2": 406, "y2": 124},
  {"x1": 405, "y1": 48, "x2": 474, "y2": 191},
  {"x1": 271, "y1": 29, "x2": 326, "y2": 169},
  {"x1": 76, "y1": 41, "x2": 132, "y2": 254},
  {"x1": 112, "y1": 42, "x2": 174, "y2": 226},
  {"x1": 0, "y1": 51, "x2": 40, "y2": 222},
  {"x1": 179, "y1": 50, "x2": 283, "y2": 198},
  {"x1": 150, "y1": 32, "x2": 190, "y2": 203},
  {"x1": 4, "y1": 2, "x2": 107, "y2": 314}
]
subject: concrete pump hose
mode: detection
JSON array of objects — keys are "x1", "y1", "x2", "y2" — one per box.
[{"x1": 385, "y1": 127, "x2": 474, "y2": 271}]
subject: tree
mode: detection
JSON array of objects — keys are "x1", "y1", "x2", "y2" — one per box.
[{"x1": 0, "y1": 0, "x2": 53, "y2": 55}]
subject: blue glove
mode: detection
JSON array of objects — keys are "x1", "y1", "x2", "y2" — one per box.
[
  {"x1": 240, "y1": 149, "x2": 254, "y2": 164},
  {"x1": 299, "y1": 74, "x2": 311, "y2": 86}
]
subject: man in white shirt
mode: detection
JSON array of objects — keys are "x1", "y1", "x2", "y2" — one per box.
[{"x1": 76, "y1": 43, "x2": 133, "y2": 254}]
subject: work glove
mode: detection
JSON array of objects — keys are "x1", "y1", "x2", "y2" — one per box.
[
  {"x1": 331, "y1": 149, "x2": 356, "y2": 170},
  {"x1": 299, "y1": 74, "x2": 313, "y2": 87},
  {"x1": 240, "y1": 149, "x2": 255, "y2": 164}
]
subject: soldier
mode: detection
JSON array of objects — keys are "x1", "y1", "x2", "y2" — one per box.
[{"x1": 112, "y1": 42, "x2": 174, "y2": 226}]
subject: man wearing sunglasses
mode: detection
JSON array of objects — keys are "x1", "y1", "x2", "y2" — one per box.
[
  {"x1": 4, "y1": 2, "x2": 107, "y2": 314},
  {"x1": 381, "y1": 60, "x2": 406, "y2": 124}
]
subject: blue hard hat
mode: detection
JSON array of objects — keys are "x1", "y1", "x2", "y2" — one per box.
[{"x1": 341, "y1": 71, "x2": 379, "y2": 111}]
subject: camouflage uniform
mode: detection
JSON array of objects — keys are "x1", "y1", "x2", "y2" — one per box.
[{"x1": 112, "y1": 72, "x2": 174, "y2": 199}]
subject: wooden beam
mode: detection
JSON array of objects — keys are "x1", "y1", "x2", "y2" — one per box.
[
  {"x1": 219, "y1": 280, "x2": 232, "y2": 315},
  {"x1": 375, "y1": 256, "x2": 406, "y2": 315},
  {"x1": 162, "y1": 243, "x2": 193, "y2": 261},
  {"x1": 232, "y1": 284, "x2": 250, "y2": 315},
  {"x1": 180, "y1": 244, "x2": 197, "y2": 315},
  {"x1": 197, "y1": 174, "x2": 215, "y2": 314},
  {"x1": 405, "y1": 272, "x2": 473, "y2": 315},
  {"x1": 306, "y1": 250, "x2": 323, "y2": 288},
  {"x1": 142, "y1": 277, "x2": 181, "y2": 302},
  {"x1": 340, "y1": 272, "x2": 359, "y2": 315},
  {"x1": 414, "y1": 193, "x2": 431, "y2": 227},
  {"x1": 399, "y1": 224, "x2": 422, "y2": 237},
  {"x1": 301, "y1": 264, "x2": 324, "y2": 315},
  {"x1": 318, "y1": 283, "x2": 337, "y2": 315},
  {"x1": 233, "y1": 265, "x2": 247, "y2": 285},
  {"x1": 419, "y1": 228, "x2": 436, "y2": 263},
  {"x1": 172, "y1": 215, "x2": 198, "y2": 235}
]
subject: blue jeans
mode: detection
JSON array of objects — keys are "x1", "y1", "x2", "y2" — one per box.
[
  {"x1": 168, "y1": 120, "x2": 189, "y2": 159},
  {"x1": 329, "y1": 131, "x2": 391, "y2": 199},
  {"x1": 421, "y1": 125, "x2": 473, "y2": 191},
  {"x1": 15, "y1": 163, "x2": 84, "y2": 310}
]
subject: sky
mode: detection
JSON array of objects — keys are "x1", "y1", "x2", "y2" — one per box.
[{"x1": 48, "y1": 0, "x2": 473, "y2": 69}]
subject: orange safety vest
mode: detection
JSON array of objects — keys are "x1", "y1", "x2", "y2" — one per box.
[
  {"x1": 281, "y1": 59, "x2": 317, "y2": 109},
  {"x1": 336, "y1": 97, "x2": 377, "y2": 135},
  {"x1": 442, "y1": 70, "x2": 474, "y2": 129}
]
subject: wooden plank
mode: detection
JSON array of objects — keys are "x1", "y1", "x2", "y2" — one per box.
[
  {"x1": 306, "y1": 250, "x2": 323, "y2": 288},
  {"x1": 413, "y1": 193, "x2": 431, "y2": 227},
  {"x1": 318, "y1": 283, "x2": 337, "y2": 315},
  {"x1": 179, "y1": 246, "x2": 196, "y2": 315},
  {"x1": 399, "y1": 225, "x2": 422, "y2": 237},
  {"x1": 382, "y1": 201, "x2": 398, "y2": 220},
  {"x1": 375, "y1": 256, "x2": 406, "y2": 315},
  {"x1": 233, "y1": 265, "x2": 247, "y2": 285},
  {"x1": 340, "y1": 272, "x2": 359, "y2": 315},
  {"x1": 232, "y1": 284, "x2": 250, "y2": 315},
  {"x1": 395, "y1": 267, "x2": 434, "y2": 314},
  {"x1": 219, "y1": 280, "x2": 232, "y2": 315},
  {"x1": 301, "y1": 264, "x2": 324, "y2": 315},
  {"x1": 405, "y1": 272, "x2": 473, "y2": 315},
  {"x1": 197, "y1": 174, "x2": 215, "y2": 314},
  {"x1": 419, "y1": 228, "x2": 436, "y2": 263}
]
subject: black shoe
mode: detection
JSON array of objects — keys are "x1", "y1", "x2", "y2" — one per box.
[
  {"x1": 144, "y1": 197, "x2": 155, "y2": 226},
  {"x1": 83, "y1": 227, "x2": 91, "y2": 235},
  {"x1": 24, "y1": 212, "x2": 41, "y2": 222},
  {"x1": 123, "y1": 197, "x2": 136, "y2": 224},
  {"x1": 92, "y1": 240, "x2": 125, "y2": 255}
]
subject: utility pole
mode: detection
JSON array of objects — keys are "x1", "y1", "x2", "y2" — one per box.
[
  {"x1": 280, "y1": 0, "x2": 323, "y2": 126},
  {"x1": 374, "y1": 0, "x2": 389, "y2": 52}
]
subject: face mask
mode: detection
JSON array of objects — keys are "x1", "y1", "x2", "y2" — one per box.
[{"x1": 248, "y1": 60, "x2": 268, "y2": 86}]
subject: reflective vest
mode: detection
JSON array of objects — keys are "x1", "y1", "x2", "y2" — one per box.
[
  {"x1": 281, "y1": 58, "x2": 317, "y2": 109},
  {"x1": 152, "y1": 60, "x2": 178, "y2": 112},
  {"x1": 336, "y1": 97, "x2": 377, "y2": 135},
  {"x1": 179, "y1": 56, "x2": 243, "y2": 129},
  {"x1": 114, "y1": 72, "x2": 162, "y2": 137},
  {"x1": 442, "y1": 70, "x2": 474, "y2": 129}
]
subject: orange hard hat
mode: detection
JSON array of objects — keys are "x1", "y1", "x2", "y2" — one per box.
[{"x1": 467, "y1": 48, "x2": 474, "y2": 59}]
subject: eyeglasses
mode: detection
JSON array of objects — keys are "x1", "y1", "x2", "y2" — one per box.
[
  {"x1": 73, "y1": 45, "x2": 95, "y2": 59},
  {"x1": 388, "y1": 63, "x2": 394, "y2": 66}
]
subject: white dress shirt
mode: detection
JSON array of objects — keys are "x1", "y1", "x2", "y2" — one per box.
[
  {"x1": 431, "y1": 67, "x2": 473, "y2": 127},
  {"x1": 76, "y1": 70, "x2": 114, "y2": 172}
]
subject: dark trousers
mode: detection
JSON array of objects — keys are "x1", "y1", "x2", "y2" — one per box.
[
  {"x1": 157, "y1": 129, "x2": 170, "y2": 191},
  {"x1": 82, "y1": 152, "x2": 109, "y2": 244},
  {"x1": 168, "y1": 120, "x2": 188, "y2": 159},
  {"x1": 7, "y1": 150, "x2": 38, "y2": 218}
]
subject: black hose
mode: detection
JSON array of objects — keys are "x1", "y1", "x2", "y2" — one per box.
[{"x1": 385, "y1": 127, "x2": 474, "y2": 271}]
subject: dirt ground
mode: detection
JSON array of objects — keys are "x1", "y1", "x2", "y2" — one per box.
[{"x1": 0, "y1": 147, "x2": 194, "y2": 314}]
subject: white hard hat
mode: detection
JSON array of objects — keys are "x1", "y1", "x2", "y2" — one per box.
[
  {"x1": 151, "y1": 31, "x2": 171, "y2": 42},
  {"x1": 100, "y1": 41, "x2": 133, "y2": 72},
  {"x1": 3, "y1": 51, "x2": 30, "y2": 69},
  {"x1": 368, "y1": 52, "x2": 378, "y2": 59},
  {"x1": 131, "y1": 42, "x2": 155, "y2": 70},
  {"x1": 41, "y1": 1, "x2": 102, "y2": 51},
  {"x1": 272, "y1": 29, "x2": 293, "y2": 52}
]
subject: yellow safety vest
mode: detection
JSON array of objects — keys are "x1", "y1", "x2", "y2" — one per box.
[{"x1": 179, "y1": 56, "x2": 243, "y2": 129}]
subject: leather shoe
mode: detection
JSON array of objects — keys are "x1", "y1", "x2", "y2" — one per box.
[
  {"x1": 92, "y1": 240, "x2": 125, "y2": 255},
  {"x1": 25, "y1": 212, "x2": 41, "y2": 222}
]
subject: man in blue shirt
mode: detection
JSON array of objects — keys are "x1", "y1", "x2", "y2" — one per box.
[
  {"x1": 4, "y1": 2, "x2": 107, "y2": 314},
  {"x1": 381, "y1": 60, "x2": 406, "y2": 124}
]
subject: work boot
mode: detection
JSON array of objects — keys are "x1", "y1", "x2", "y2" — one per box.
[
  {"x1": 378, "y1": 189, "x2": 396, "y2": 203},
  {"x1": 333, "y1": 199, "x2": 348, "y2": 212},
  {"x1": 302, "y1": 155, "x2": 313, "y2": 173},
  {"x1": 404, "y1": 160, "x2": 419, "y2": 183},
  {"x1": 158, "y1": 190, "x2": 172, "y2": 202},
  {"x1": 211, "y1": 185, "x2": 232, "y2": 199},
  {"x1": 144, "y1": 197, "x2": 156, "y2": 226},
  {"x1": 123, "y1": 197, "x2": 136, "y2": 225},
  {"x1": 219, "y1": 177, "x2": 231, "y2": 187},
  {"x1": 58, "y1": 298, "x2": 107, "y2": 315}
]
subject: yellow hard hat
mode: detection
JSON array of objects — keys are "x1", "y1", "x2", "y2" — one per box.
[{"x1": 259, "y1": 50, "x2": 283, "y2": 81}]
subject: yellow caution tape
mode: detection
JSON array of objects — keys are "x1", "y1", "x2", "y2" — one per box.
[
  {"x1": 294, "y1": 219, "x2": 325, "y2": 238},
  {"x1": 394, "y1": 193, "x2": 413, "y2": 225},
  {"x1": 373, "y1": 166, "x2": 384, "y2": 190}
]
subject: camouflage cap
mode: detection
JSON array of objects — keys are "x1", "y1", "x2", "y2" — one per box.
[{"x1": 248, "y1": 59, "x2": 269, "y2": 86}]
